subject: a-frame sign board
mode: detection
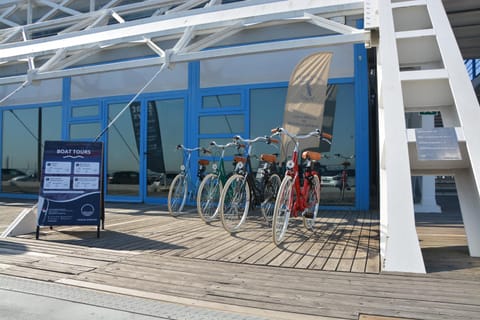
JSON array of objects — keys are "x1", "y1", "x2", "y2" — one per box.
[{"x1": 36, "y1": 141, "x2": 104, "y2": 239}]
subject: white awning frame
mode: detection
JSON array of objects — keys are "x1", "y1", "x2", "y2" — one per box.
[{"x1": 0, "y1": 0, "x2": 368, "y2": 86}]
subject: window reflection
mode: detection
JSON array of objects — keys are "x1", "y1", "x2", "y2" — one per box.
[
  {"x1": 107, "y1": 102, "x2": 141, "y2": 197},
  {"x1": 70, "y1": 122, "x2": 101, "y2": 140},
  {"x1": 146, "y1": 99, "x2": 184, "y2": 198},
  {"x1": 249, "y1": 84, "x2": 356, "y2": 206},
  {"x1": 71, "y1": 105, "x2": 99, "y2": 118},
  {"x1": 1, "y1": 106, "x2": 61, "y2": 194},
  {"x1": 315, "y1": 83, "x2": 356, "y2": 206},
  {"x1": 202, "y1": 94, "x2": 241, "y2": 108},
  {"x1": 199, "y1": 114, "x2": 244, "y2": 134},
  {"x1": 250, "y1": 87, "x2": 286, "y2": 170}
]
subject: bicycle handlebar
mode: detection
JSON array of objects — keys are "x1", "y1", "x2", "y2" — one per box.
[
  {"x1": 270, "y1": 127, "x2": 332, "y2": 144},
  {"x1": 176, "y1": 144, "x2": 211, "y2": 154},
  {"x1": 209, "y1": 141, "x2": 237, "y2": 149},
  {"x1": 233, "y1": 135, "x2": 279, "y2": 145}
]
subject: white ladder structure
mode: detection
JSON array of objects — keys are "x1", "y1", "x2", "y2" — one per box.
[{"x1": 374, "y1": 0, "x2": 480, "y2": 273}]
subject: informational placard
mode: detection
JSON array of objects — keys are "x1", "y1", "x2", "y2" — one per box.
[
  {"x1": 37, "y1": 141, "x2": 104, "y2": 239},
  {"x1": 415, "y1": 128, "x2": 462, "y2": 161}
]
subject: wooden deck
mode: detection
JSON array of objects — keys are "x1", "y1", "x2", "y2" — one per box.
[{"x1": 1, "y1": 200, "x2": 479, "y2": 320}]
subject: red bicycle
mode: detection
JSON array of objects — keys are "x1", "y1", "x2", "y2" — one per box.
[{"x1": 271, "y1": 127, "x2": 332, "y2": 245}]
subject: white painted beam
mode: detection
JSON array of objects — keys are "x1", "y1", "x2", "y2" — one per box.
[
  {"x1": 0, "y1": 17, "x2": 19, "y2": 28},
  {"x1": 165, "y1": 0, "x2": 210, "y2": 14},
  {"x1": 37, "y1": 0, "x2": 77, "y2": 23},
  {"x1": 305, "y1": 12, "x2": 361, "y2": 35},
  {"x1": 184, "y1": 21, "x2": 245, "y2": 52},
  {"x1": 37, "y1": 0, "x2": 81, "y2": 17},
  {"x1": 0, "y1": 27, "x2": 22, "y2": 44},
  {"x1": 0, "y1": 4, "x2": 19, "y2": 27}
]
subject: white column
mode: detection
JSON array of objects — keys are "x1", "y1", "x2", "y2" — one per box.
[
  {"x1": 414, "y1": 114, "x2": 441, "y2": 213},
  {"x1": 377, "y1": 1, "x2": 426, "y2": 273},
  {"x1": 455, "y1": 168, "x2": 480, "y2": 256}
]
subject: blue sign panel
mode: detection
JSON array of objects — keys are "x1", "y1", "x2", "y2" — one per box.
[{"x1": 37, "y1": 141, "x2": 104, "y2": 232}]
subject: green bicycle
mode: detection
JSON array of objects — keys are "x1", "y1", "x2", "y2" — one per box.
[{"x1": 196, "y1": 141, "x2": 237, "y2": 223}]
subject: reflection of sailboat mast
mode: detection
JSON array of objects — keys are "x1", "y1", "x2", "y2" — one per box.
[
  {"x1": 108, "y1": 117, "x2": 140, "y2": 164},
  {"x1": 215, "y1": 95, "x2": 233, "y2": 134}
]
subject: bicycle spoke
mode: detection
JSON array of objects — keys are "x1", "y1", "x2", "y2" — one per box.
[
  {"x1": 168, "y1": 174, "x2": 187, "y2": 216},
  {"x1": 272, "y1": 175, "x2": 293, "y2": 245},
  {"x1": 220, "y1": 174, "x2": 250, "y2": 233},
  {"x1": 197, "y1": 174, "x2": 222, "y2": 222},
  {"x1": 261, "y1": 174, "x2": 281, "y2": 223}
]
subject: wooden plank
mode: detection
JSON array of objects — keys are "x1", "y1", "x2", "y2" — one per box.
[
  {"x1": 0, "y1": 265, "x2": 73, "y2": 282},
  {"x1": 59, "y1": 278, "x2": 342, "y2": 320},
  {"x1": 366, "y1": 211, "x2": 381, "y2": 273},
  {"x1": 336, "y1": 211, "x2": 366, "y2": 272},
  {"x1": 351, "y1": 211, "x2": 371, "y2": 273},
  {"x1": 74, "y1": 266, "x2": 480, "y2": 320},
  {"x1": 241, "y1": 219, "x2": 302, "y2": 265},
  {"x1": 269, "y1": 228, "x2": 312, "y2": 267},
  {"x1": 322, "y1": 211, "x2": 360, "y2": 271},
  {"x1": 219, "y1": 226, "x2": 272, "y2": 263},
  {"x1": 279, "y1": 212, "x2": 334, "y2": 268},
  {"x1": 297, "y1": 210, "x2": 348, "y2": 269},
  {"x1": 170, "y1": 225, "x2": 235, "y2": 258},
  {"x1": 120, "y1": 255, "x2": 480, "y2": 300},
  {"x1": 208, "y1": 221, "x2": 269, "y2": 262}
]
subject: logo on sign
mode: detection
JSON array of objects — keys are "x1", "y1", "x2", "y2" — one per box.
[{"x1": 81, "y1": 204, "x2": 95, "y2": 217}]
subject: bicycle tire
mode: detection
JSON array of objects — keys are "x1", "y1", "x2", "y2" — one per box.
[
  {"x1": 168, "y1": 174, "x2": 187, "y2": 216},
  {"x1": 303, "y1": 174, "x2": 320, "y2": 230},
  {"x1": 272, "y1": 175, "x2": 293, "y2": 245},
  {"x1": 219, "y1": 174, "x2": 250, "y2": 233},
  {"x1": 261, "y1": 173, "x2": 281, "y2": 223},
  {"x1": 197, "y1": 173, "x2": 222, "y2": 223}
]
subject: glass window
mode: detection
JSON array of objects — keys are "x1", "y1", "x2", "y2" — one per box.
[
  {"x1": 249, "y1": 84, "x2": 356, "y2": 206},
  {"x1": 72, "y1": 105, "x2": 99, "y2": 118},
  {"x1": 315, "y1": 83, "x2": 356, "y2": 206},
  {"x1": 69, "y1": 122, "x2": 101, "y2": 140},
  {"x1": 146, "y1": 99, "x2": 185, "y2": 198},
  {"x1": 202, "y1": 94, "x2": 241, "y2": 108},
  {"x1": 107, "y1": 102, "x2": 141, "y2": 197},
  {"x1": 249, "y1": 87, "x2": 287, "y2": 170},
  {"x1": 199, "y1": 115, "x2": 244, "y2": 134},
  {"x1": 2, "y1": 106, "x2": 62, "y2": 194}
]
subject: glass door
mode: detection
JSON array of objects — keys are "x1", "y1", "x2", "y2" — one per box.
[
  {"x1": 106, "y1": 101, "x2": 142, "y2": 200},
  {"x1": 145, "y1": 98, "x2": 185, "y2": 201}
]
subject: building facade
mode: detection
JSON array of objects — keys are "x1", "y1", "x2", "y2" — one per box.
[{"x1": 0, "y1": 1, "x2": 371, "y2": 209}]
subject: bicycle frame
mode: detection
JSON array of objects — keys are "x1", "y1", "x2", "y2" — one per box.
[
  {"x1": 219, "y1": 135, "x2": 281, "y2": 232},
  {"x1": 168, "y1": 144, "x2": 209, "y2": 215},
  {"x1": 270, "y1": 127, "x2": 331, "y2": 245},
  {"x1": 196, "y1": 141, "x2": 238, "y2": 222},
  {"x1": 210, "y1": 141, "x2": 237, "y2": 184},
  {"x1": 285, "y1": 145, "x2": 316, "y2": 218},
  {"x1": 232, "y1": 136, "x2": 278, "y2": 207},
  {"x1": 181, "y1": 147, "x2": 206, "y2": 202}
]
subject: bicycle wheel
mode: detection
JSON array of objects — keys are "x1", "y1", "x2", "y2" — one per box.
[
  {"x1": 272, "y1": 175, "x2": 293, "y2": 245},
  {"x1": 303, "y1": 174, "x2": 320, "y2": 230},
  {"x1": 261, "y1": 173, "x2": 281, "y2": 223},
  {"x1": 168, "y1": 174, "x2": 187, "y2": 216},
  {"x1": 220, "y1": 174, "x2": 250, "y2": 233},
  {"x1": 197, "y1": 173, "x2": 222, "y2": 223}
]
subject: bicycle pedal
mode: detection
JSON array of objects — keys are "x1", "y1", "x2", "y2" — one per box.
[{"x1": 302, "y1": 212, "x2": 314, "y2": 219}]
